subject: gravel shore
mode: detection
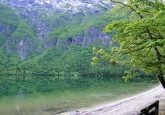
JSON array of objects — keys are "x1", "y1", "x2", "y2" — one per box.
[{"x1": 61, "y1": 85, "x2": 165, "y2": 115}]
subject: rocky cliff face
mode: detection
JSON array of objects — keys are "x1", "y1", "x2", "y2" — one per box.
[
  {"x1": 0, "y1": 0, "x2": 113, "y2": 12},
  {"x1": 0, "y1": 0, "x2": 112, "y2": 59}
]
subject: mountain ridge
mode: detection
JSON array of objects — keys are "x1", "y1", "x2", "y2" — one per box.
[{"x1": 0, "y1": 0, "x2": 113, "y2": 13}]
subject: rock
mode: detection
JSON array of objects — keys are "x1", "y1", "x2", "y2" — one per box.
[{"x1": 17, "y1": 38, "x2": 36, "y2": 60}]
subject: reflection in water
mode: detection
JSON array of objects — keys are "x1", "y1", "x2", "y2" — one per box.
[{"x1": 15, "y1": 90, "x2": 26, "y2": 114}]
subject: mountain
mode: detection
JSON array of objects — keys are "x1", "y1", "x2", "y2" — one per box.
[
  {"x1": 0, "y1": 0, "x2": 113, "y2": 61},
  {"x1": 0, "y1": 0, "x2": 113, "y2": 13},
  {"x1": 0, "y1": 0, "x2": 122, "y2": 96}
]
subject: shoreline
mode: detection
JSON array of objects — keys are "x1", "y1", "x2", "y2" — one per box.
[{"x1": 61, "y1": 85, "x2": 165, "y2": 115}]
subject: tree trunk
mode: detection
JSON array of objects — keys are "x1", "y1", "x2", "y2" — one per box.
[
  {"x1": 155, "y1": 47, "x2": 165, "y2": 89},
  {"x1": 157, "y1": 70, "x2": 165, "y2": 89}
]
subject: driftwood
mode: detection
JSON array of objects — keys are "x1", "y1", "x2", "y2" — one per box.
[{"x1": 140, "y1": 100, "x2": 159, "y2": 115}]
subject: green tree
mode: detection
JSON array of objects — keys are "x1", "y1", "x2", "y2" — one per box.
[{"x1": 94, "y1": 0, "x2": 165, "y2": 88}]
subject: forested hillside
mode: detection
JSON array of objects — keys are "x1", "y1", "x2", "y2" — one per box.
[{"x1": 0, "y1": 1, "x2": 125, "y2": 96}]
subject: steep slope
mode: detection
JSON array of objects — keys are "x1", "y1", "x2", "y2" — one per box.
[
  {"x1": 0, "y1": 4, "x2": 40, "y2": 60},
  {"x1": 0, "y1": 0, "x2": 114, "y2": 69},
  {"x1": 0, "y1": 0, "x2": 112, "y2": 43}
]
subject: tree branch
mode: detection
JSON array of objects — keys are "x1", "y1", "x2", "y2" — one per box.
[
  {"x1": 110, "y1": 0, "x2": 165, "y2": 88},
  {"x1": 110, "y1": 0, "x2": 144, "y2": 18}
]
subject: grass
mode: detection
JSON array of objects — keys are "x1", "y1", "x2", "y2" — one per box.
[{"x1": 0, "y1": 79, "x2": 158, "y2": 115}]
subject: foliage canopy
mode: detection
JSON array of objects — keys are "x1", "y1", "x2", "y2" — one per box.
[{"x1": 93, "y1": 0, "x2": 165, "y2": 86}]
